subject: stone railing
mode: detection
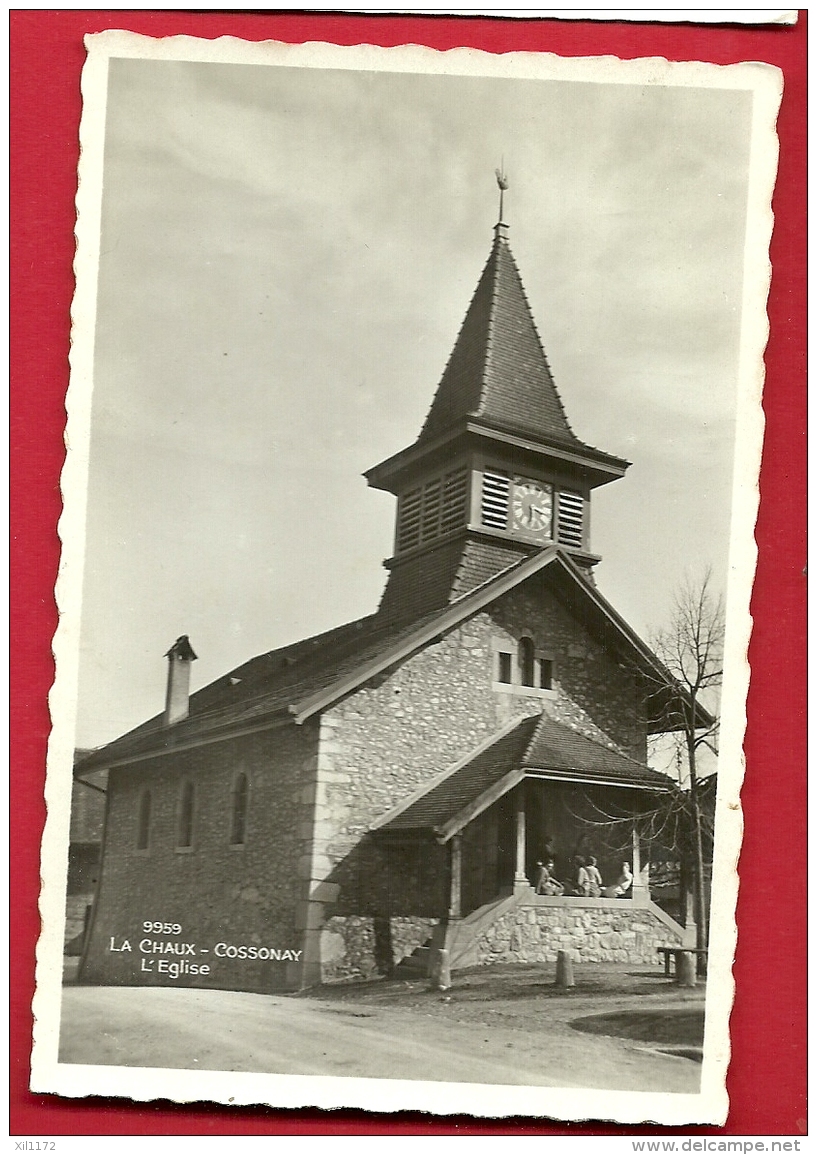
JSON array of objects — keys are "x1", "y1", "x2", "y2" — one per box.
[{"x1": 445, "y1": 887, "x2": 690, "y2": 970}]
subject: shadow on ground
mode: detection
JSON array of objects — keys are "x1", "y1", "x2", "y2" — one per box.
[
  {"x1": 570, "y1": 1007, "x2": 705, "y2": 1063},
  {"x1": 296, "y1": 961, "x2": 697, "y2": 1009}
]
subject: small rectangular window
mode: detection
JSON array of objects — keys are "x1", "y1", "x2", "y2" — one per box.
[
  {"x1": 497, "y1": 651, "x2": 513, "y2": 684},
  {"x1": 538, "y1": 658, "x2": 554, "y2": 690}
]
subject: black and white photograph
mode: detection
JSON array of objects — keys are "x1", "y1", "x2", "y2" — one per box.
[{"x1": 32, "y1": 31, "x2": 780, "y2": 1122}]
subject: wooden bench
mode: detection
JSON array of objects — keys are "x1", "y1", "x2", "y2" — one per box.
[{"x1": 657, "y1": 946, "x2": 708, "y2": 977}]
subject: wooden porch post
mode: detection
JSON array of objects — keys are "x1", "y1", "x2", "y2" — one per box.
[
  {"x1": 514, "y1": 785, "x2": 529, "y2": 894},
  {"x1": 448, "y1": 833, "x2": 463, "y2": 920}
]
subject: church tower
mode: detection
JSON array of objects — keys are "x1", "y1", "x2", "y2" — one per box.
[{"x1": 366, "y1": 198, "x2": 630, "y2": 626}]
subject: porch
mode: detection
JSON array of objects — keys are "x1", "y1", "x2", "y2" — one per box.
[{"x1": 373, "y1": 712, "x2": 692, "y2": 975}]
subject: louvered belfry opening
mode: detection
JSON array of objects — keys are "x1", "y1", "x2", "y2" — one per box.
[
  {"x1": 556, "y1": 490, "x2": 585, "y2": 549},
  {"x1": 480, "y1": 470, "x2": 510, "y2": 530},
  {"x1": 395, "y1": 465, "x2": 469, "y2": 554}
]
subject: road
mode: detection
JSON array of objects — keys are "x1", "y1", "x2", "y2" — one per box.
[{"x1": 58, "y1": 984, "x2": 701, "y2": 1092}]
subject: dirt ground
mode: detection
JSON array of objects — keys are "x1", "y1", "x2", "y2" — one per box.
[{"x1": 59, "y1": 961, "x2": 704, "y2": 1092}]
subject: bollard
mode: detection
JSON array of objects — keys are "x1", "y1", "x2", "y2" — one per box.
[
  {"x1": 428, "y1": 947, "x2": 451, "y2": 991},
  {"x1": 676, "y1": 951, "x2": 697, "y2": 988},
  {"x1": 555, "y1": 949, "x2": 575, "y2": 989}
]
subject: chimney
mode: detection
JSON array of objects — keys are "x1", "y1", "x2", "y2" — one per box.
[{"x1": 164, "y1": 635, "x2": 198, "y2": 726}]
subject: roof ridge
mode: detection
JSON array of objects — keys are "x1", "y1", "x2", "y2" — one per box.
[
  {"x1": 479, "y1": 235, "x2": 580, "y2": 444},
  {"x1": 82, "y1": 547, "x2": 701, "y2": 774},
  {"x1": 474, "y1": 234, "x2": 502, "y2": 422},
  {"x1": 249, "y1": 611, "x2": 377, "y2": 666}
]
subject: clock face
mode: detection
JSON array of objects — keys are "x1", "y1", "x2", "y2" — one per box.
[{"x1": 512, "y1": 478, "x2": 553, "y2": 538}]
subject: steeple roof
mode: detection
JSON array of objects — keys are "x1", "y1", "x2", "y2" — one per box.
[{"x1": 418, "y1": 223, "x2": 582, "y2": 450}]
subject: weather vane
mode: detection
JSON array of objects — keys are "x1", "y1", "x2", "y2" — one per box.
[{"x1": 495, "y1": 162, "x2": 509, "y2": 223}]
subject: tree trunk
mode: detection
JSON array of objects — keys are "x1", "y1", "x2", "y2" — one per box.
[{"x1": 687, "y1": 703, "x2": 708, "y2": 974}]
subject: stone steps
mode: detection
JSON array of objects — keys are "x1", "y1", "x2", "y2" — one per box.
[
  {"x1": 393, "y1": 944, "x2": 431, "y2": 978},
  {"x1": 393, "y1": 893, "x2": 524, "y2": 978}
]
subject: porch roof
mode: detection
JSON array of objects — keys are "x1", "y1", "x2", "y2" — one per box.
[{"x1": 373, "y1": 711, "x2": 672, "y2": 842}]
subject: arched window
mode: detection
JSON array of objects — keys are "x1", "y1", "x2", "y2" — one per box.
[
  {"x1": 518, "y1": 636, "x2": 536, "y2": 687},
  {"x1": 230, "y1": 773, "x2": 249, "y2": 846},
  {"x1": 136, "y1": 789, "x2": 151, "y2": 850},
  {"x1": 177, "y1": 780, "x2": 195, "y2": 848}
]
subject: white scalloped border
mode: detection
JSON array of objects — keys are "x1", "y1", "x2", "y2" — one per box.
[{"x1": 33, "y1": 30, "x2": 782, "y2": 1125}]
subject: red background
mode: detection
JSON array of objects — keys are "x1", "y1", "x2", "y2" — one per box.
[{"x1": 10, "y1": 10, "x2": 806, "y2": 1137}]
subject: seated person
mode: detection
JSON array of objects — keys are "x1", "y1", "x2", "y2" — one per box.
[
  {"x1": 585, "y1": 855, "x2": 603, "y2": 898},
  {"x1": 535, "y1": 859, "x2": 564, "y2": 896},
  {"x1": 614, "y1": 862, "x2": 633, "y2": 897},
  {"x1": 603, "y1": 862, "x2": 633, "y2": 899},
  {"x1": 572, "y1": 855, "x2": 591, "y2": 897}
]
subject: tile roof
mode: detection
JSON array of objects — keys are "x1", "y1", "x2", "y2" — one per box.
[
  {"x1": 419, "y1": 227, "x2": 584, "y2": 450},
  {"x1": 453, "y1": 539, "x2": 533, "y2": 599},
  {"x1": 77, "y1": 551, "x2": 555, "y2": 774},
  {"x1": 377, "y1": 712, "x2": 671, "y2": 839},
  {"x1": 377, "y1": 538, "x2": 470, "y2": 624},
  {"x1": 378, "y1": 536, "x2": 529, "y2": 626},
  {"x1": 75, "y1": 612, "x2": 384, "y2": 773},
  {"x1": 522, "y1": 713, "x2": 672, "y2": 788}
]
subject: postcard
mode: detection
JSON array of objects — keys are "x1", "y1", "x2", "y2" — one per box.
[{"x1": 31, "y1": 30, "x2": 781, "y2": 1123}]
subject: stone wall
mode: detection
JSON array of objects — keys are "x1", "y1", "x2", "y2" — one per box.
[
  {"x1": 490, "y1": 582, "x2": 648, "y2": 762},
  {"x1": 80, "y1": 722, "x2": 320, "y2": 992},
  {"x1": 319, "y1": 914, "x2": 437, "y2": 983},
  {"x1": 310, "y1": 577, "x2": 652, "y2": 980},
  {"x1": 474, "y1": 899, "x2": 683, "y2": 966}
]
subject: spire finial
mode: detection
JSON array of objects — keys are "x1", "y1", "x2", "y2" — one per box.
[{"x1": 495, "y1": 161, "x2": 509, "y2": 225}]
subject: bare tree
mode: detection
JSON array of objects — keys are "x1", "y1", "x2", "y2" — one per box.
[
  {"x1": 651, "y1": 569, "x2": 724, "y2": 959},
  {"x1": 565, "y1": 570, "x2": 723, "y2": 964}
]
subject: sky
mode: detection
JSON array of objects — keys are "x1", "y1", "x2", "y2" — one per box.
[{"x1": 74, "y1": 53, "x2": 753, "y2": 749}]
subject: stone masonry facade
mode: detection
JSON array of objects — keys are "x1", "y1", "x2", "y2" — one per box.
[
  {"x1": 304, "y1": 576, "x2": 653, "y2": 982},
  {"x1": 81, "y1": 721, "x2": 320, "y2": 992}
]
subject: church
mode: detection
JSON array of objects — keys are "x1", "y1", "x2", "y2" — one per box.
[{"x1": 75, "y1": 203, "x2": 706, "y2": 993}]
